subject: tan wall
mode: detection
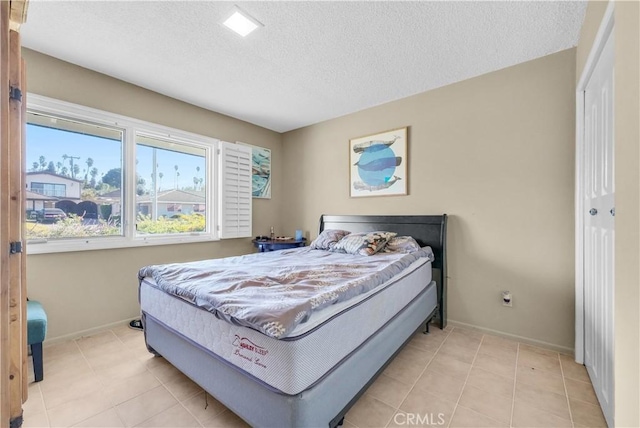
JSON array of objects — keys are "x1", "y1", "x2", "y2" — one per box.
[
  {"x1": 576, "y1": 1, "x2": 610, "y2": 80},
  {"x1": 577, "y1": 1, "x2": 640, "y2": 426},
  {"x1": 23, "y1": 49, "x2": 283, "y2": 340},
  {"x1": 282, "y1": 49, "x2": 577, "y2": 350}
]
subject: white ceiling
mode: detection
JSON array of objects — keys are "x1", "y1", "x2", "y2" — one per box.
[{"x1": 21, "y1": 1, "x2": 586, "y2": 133}]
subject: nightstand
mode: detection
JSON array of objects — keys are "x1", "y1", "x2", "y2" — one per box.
[{"x1": 252, "y1": 238, "x2": 306, "y2": 252}]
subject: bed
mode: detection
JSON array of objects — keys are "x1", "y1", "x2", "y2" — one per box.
[{"x1": 139, "y1": 214, "x2": 447, "y2": 427}]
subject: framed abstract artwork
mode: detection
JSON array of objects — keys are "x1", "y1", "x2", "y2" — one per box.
[
  {"x1": 349, "y1": 127, "x2": 407, "y2": 197},
  {"x1": 237, "y1": 142, "x2": 271, "y2": 199}
]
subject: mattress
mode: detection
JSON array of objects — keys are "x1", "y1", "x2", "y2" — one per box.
[{"x1": 140, "y1": 256, "x2": 434, "y2": 395}]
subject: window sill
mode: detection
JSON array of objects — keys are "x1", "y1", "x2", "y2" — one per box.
[{"x1": 26, "y1": 233, "x2": 221, "y2": 255}]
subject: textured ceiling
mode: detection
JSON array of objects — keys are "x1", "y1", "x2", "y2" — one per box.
[{"x1": 21, "y1": 1, "x2": 586, "y2": 133}]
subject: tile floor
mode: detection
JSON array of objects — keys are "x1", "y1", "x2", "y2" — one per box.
[{"x1": 22, "y1": 324, "x2": 607, "y2": 428}]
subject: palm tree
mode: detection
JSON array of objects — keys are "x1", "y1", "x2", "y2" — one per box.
[
  {"x1": 31, "y1": 162, "x2": 39, "y2": 171},
  {"x1": 89, "y1": 167, "x2": 99, "y2": 187},
  {"x1": 56, "y1": 162, "x2": 63, "y2": 174},
  {"x1": 39, "y1": 156, "x2": 46, "y2": 170},
  {"x1": 85, "y1": 157, "x2": 94, "y2": 182},
  {"x1": 158, "y1": 172, "x2": 164, "y2": 191},
  {"x1": 195, "y1": 166, "x2": 201, "y2": 190},
  {"x1": 174, "y1": 165, "x2": 179, "y2": 189}
]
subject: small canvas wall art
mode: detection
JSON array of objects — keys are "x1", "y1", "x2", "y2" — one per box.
[
  {"x1": 349, "y1": 127, "x2": 407, "y2": 197},
  {"x1": 238, "y1": 142, "x2": 271, "y2": 199}
]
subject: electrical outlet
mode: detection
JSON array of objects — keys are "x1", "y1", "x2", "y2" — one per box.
[{"x1": 502, "y1": 291, "x2": 512, "y2": 307}]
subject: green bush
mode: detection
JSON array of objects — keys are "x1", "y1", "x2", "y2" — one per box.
[
  {"x1": 136, "y1": 213, "x2": 205, "y2": 234},
  {"x1": 25, "y1": 212, "x2": 206, "y2": 239},
  {"x1": 26, "y1": 215, "x2": 121, "y2": 239}
]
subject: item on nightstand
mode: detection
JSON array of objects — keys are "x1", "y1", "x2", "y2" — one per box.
[
  {"x1": 270, "y1": 226, "x2": 275, "y2": 240},
  {"x1": 295, "y1": 229, "x2": 303, "y2": 241}
]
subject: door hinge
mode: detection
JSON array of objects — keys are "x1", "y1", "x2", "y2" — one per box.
[
  {"x1": 9, "y1": 241, "x2": 22, "y2": 254},
  {"x1": 9, "y1": 86, "x2": 22, "y2": 102}
]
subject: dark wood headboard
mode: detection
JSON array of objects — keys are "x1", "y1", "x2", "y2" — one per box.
[{"x1": 319, "y1": 214, "x2": 448, "y2": 328}]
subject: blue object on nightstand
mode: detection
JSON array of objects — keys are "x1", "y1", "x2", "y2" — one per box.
[{"x1": 27, "y1": 300, "x2": 47, "y2": 382}]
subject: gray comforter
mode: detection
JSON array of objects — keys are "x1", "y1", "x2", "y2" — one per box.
[{"x1": 139, "y1": 247, "x2": 433, "y2": 339}]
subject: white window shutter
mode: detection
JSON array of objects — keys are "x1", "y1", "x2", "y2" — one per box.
[{"x1": 218, "y1": 141, "x2": 252, "y2": 239}]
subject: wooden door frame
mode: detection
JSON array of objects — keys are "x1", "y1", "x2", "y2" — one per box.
[
  {"x1": 1, "y1": 1, "x2": 11, "y2": 422},
  {"x1": 1, "y1": 1, "x2": 28, "y2": 426},
  {"x1": 575, "y1": 1, "x2": 615, "y2": 365}
]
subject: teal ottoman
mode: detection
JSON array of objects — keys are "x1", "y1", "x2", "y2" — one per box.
[{"x1": 27, "y1": 300, "x2": 47, "y2": 382}]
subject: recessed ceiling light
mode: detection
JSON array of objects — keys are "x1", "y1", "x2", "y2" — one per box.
[{"x1": 223, "y1": 8, "x2": 262, "y2": 37}]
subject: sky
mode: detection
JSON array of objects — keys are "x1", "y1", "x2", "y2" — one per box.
[{"x1": 27, "y1": 124, "x2": 206, "y2": 191}]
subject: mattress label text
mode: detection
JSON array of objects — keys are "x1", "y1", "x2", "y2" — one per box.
[{"x1": 233, "y1": 335, "x2": 269, "y2": 368}]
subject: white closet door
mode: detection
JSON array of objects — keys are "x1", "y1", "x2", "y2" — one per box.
[{"x1": 583, "y1": 30, "x2": 614, "y2": 428}]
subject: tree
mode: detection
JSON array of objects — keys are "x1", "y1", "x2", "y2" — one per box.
[
  {"x1": 174, "y1": 165, "x2": 179, "y2": 189},
  {"x1": 47, "y1": 161, "x2": 56, "y2": 173},
  {"x1": 31, "y1": 162, "x2": 39, "y2": 171},
  {"x1": 85, "y1": 157, "x2": 94, "y2": 183},
  {"x1": 81, "y1": 187, "x2": 97, "y2": 201},
  {"x1": 39, "y1": 156, "x2": 46, "y2": 170},
  {"x1": 195, "y1": 166, "x2": 202, "y2": 191},
  {"x1": 102, "y1": 168, "x2": 122, "y2": 188},
  {"x1": 136, "y1": 176, "x2": 146, "y2": 196},
  {"x1": 158, "y1": 172, "x2": 164, "y2": 191},
  {"x1": 73, "y1": 164, "x2": 81, "y2": 178},
  {"x1": 90, "y1": 167, "x2": 99, "y2": 189},
  {"x1": 56, "y1": 162, "x2": 63, "y2": 174}
]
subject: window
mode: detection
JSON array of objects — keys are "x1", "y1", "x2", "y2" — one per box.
[
  {"x1": 26, "y1": 95, "x2": 252, "y2": 254},
  {"x1": 135, "y1": 135, "x2": 207, "y2": 236},
  {"x1": 26, "y1": 112, "x2": 124, "y2": 240},
  {"x1": 30, "y1": 182, "x2": 66, "y2": 198}
]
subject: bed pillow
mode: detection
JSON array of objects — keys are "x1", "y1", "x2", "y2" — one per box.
[
  {"x1": 382, "y1": 236, "x2": 422, "y2": 253},
  {"x1": 331, "y1": 231, "x2": 397, "y2": 256},
  {"x1": 309, "y1": 229, "x2": 352, "y2": 250}
]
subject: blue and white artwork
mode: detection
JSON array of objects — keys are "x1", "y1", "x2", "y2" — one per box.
[
  {"x1": 238, "y1": 142, "x2": 272, "y2": 199},
  {"x1": 251, "y1": 146, "x2": 271, "y2": 199},
  {"x1": 350, "y1": 127, "x2": 407, "y2": 197}
]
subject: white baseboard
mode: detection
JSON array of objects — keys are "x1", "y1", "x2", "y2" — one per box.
[
  {"x1": 448, "y1": 319, "x2": 574, "y2": 356},
  {"x1": 43, "y1": 317, "x2": 137, "y2": 346}
]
